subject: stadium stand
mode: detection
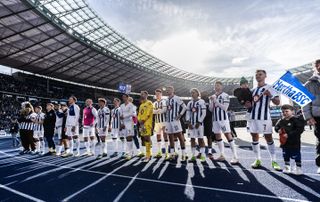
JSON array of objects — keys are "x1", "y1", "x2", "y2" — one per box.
[{"x1": 0, "y1": 0, "x2": 252, "y2": 97}]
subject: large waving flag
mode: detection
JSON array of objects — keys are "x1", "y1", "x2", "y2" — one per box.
[{"x1": 272, "y1": 71, "x2": 315, "y2": 107}]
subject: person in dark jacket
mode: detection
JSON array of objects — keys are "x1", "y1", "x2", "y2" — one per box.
[
  {"x1": 275, "y1": 104, "x2": 305, "y2": 175},
  {"x1": 9, "y1": 118, "x2": 20, "y2": 147},
  {"x1": 302, "y1": 59, "x2": 320, "y2": 174},
  {"x1": 44, "y1": 103, "x2": 56, "y2": 154},
  {"x1": 60, "y1": 103, "x2": 69, "y2": 155},
  {"x1": 201, "y1": 91, "x2": 214, "y2": 160}
]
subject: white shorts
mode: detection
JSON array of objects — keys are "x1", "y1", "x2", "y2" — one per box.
[
  {"x1": 120, "y1": 121, "x2": 134, "y2": 137},
  {"x1": 154, "y1": 122, "x2": 166, "y2": 134},
  {"x1": 97, "y1": 128, "x2": 108, "y2": 137},
  {"x1": 246, "y1": 120, "x2": 251, "y2": 133},
  {"x1": 56, "y1": 126, "x2": 63, "y2": 139},
  {"x1": 66, "y1": 126, "x2": 79, "y2": 137},
  {"x1": 188, "y1": 125, "x2": 204, "y2": 139},
  {"x1": 245, "y1": 112, "x2": 251, "y2": 133},
  {"x1": 83, "y1": 126, "x2": 95, "y2": 137},
  {"x1": 212, "y1": 120, "x2": 231, "y2": 134},
  {"x1": 111, "y1": 128, "x2": 121, "y2": 138},
  {"x1": 249, "y1": 119, "x2": 273, "y2": 134},
  {"x1": 33, "y1": 130, "x2": 44, "y2": 139},
  {"x1": 165, "y1": 120, "x2": 182, "y2": 134}
]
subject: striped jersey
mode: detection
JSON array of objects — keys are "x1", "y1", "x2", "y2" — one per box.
[
  {"x1": 166, "y1": 95, "x2": 187, "y2": 122},
  {"x1": 210, "y1": 92, "x2": 230, "y2": 122},
  {"x1": 55, "y1": 109, "x2": 64, "y2": 127},
  {"x1": 19, "y1": 113, "x2": 37, "y2": 130},
  {"x1": 111, "y1": 107, "x2": 121, "y2": 129},
  {"x1": 34, "y1": 112, "x2": 45, "y2": 131},
  {"x1": 153, "y1": 99, "x2": 167, "y2": 123},
  {"x1": 250, "y1": 84, "x2": 278, "y2": 120},
  {"x1": 97, "y1": 106, "x2": 110, "y2": 129},
  {"x1": 186, "y1": 99, "x2": 207, "y2": 125}
]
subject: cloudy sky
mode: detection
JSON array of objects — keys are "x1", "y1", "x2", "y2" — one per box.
[{"x1": 87, "y1": 0, "x2": 320, "y2": 82}]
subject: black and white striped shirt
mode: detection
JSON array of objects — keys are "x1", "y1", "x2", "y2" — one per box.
[
  {"x1": 166, "y1": 95, "x2": 187, "y2": 122},
  {"x1": 97, "y1": 106, "x2": 110, "y2": 129},
  {"x1": 19, "y1": 113, "x2": 37, "y2": 130},
  {"x1": 186, "y1": 99, "x2": 207, "y2": 125},
  {"x1": 55, "y1": 109, "x2": 64, "y2": 127},
  {"x1": 153, "y1": 99, "x2": 167, "y2": 123},
  {"x1": 34, "y1": 112, "x2": 45, "y2": 131},
  {"x1": 111, "y1": 107, "x2": 121, "y2": 129},
  {"x1": 210, "y1": 92, "x2": 230, "y2": 122},
  {"x1": 250, "y1": 84, "x2": 278, "y2": 121}
]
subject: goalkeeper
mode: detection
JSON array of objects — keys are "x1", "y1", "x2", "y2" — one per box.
[{"x1": 275, "y1": 104, "x2": 305, "y2": 175}]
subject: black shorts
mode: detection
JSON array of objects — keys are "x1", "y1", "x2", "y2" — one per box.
[
  {"x1": 282, "y1": 148, "x2": 301, "y2": 162},
  {"x1": 204, "y1": 125, "x2": 213, "y2": 137}
]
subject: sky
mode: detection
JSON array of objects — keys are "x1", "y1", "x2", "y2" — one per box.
[{"x1": 86, "y1": 0, "x2": 320, "y2": 83}]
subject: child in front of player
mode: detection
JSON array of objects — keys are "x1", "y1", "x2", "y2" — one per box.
[{"x1": 275, "y1": 104, "x2": 305, "y2": 175}]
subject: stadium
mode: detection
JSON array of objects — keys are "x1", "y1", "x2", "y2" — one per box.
[{"x1": 0, "y1": 0, "x2": 319, "y2": 201}]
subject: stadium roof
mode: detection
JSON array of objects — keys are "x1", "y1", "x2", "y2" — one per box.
[
  {"x1": 0, "y1": 0, "x2": 253, "y2": 96},
  {"x1": 289, "y1": 62, "x2": 314, "y2": 84}
]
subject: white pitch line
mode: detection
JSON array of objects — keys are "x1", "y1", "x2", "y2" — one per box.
[
  {"x1": 0, "y1": 183, "x2": 45, "y2": 202},
  {"x1": 6, "y1": 166, "x2": 47, "y2": 178},
  {"x1": 158, "y1": 161, "x2": 169, "y2": 179},
  {"x1": 62, "y1": 175, "x2": 108, "y2": 202},
  {"x1": 113, "y1": 173, "x2": 139, "y2": 202},
  {"x1": 112, "y1": 173, "x2": 311, "y2": 202},
  {"x1": 61, "y1": 158, "x2": 138, "y2": 202},
  {"x1": 0, "y1": 151, "x2": 319, "y2": 201},
  {"x1": 1, "y1": 151, "x2": 319, "y2": 179},
  {"x1": 22, "y1": 157, "x2": 94, "y2": 183},
  {"x1": 152, "y1": 157, "x2": 165, "y2": 174}
]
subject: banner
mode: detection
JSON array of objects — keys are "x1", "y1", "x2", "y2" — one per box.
[{"x1": 272, "y1": 71, "x2": 315, "y2": 107}]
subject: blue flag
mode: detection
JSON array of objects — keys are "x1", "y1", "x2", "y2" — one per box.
[{"x1": 272, "y1": 71, "x2": 315, "y2": 107}]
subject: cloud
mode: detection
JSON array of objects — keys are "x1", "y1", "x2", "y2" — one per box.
[
  {"x1": 232, "y1": 57, "x2": 249, "y2": 65},
  {"x1": 136, "y1": 30, "x2": 215, "y2": 73},
  {"x1": 87, "y1": 0, "x2": 320, "y2": 81}
]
